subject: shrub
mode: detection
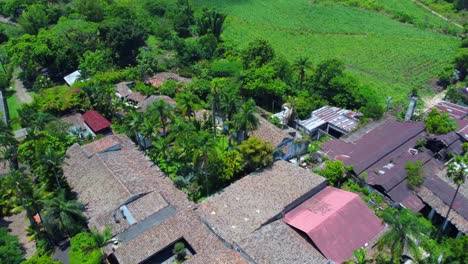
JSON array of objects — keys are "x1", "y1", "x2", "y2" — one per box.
[
  {"x1": 69, "y1": 232, "x2": 101, "y2": 264},
  {"x1": 33, "y1": 86, "x2": 89, "y2": 114},
  {"x1": 406, "y1": 160, "x2": 424, "y2": 189},
  {"x1": 424, "y1": 108, "x2": 458, "y2": 134},
  {"x1": 173, "y1": 242, "x2": 186, "y2": 261},
  {"x1": 319, "y1": 160, "x2": 345, "y2": 186},
  {"x1": 236, "y1": 137, "x2": 273, "y2": 172},
  {"x1": 0, "y1": 227, "x2": 23, "y2": 264}
]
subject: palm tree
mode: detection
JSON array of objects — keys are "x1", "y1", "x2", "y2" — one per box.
[
  {"x1": 378, "y1": 208, "x2": 432, "y2": 263},
  {"x1": 0, "y1": 122, "x2": 19, "y2": 169},
  {"x1": 41, "y1": 146, "x2": 67, "y2": 191},
  {"x1": 174, "y1": 172, "x2": 196, "y2": 191},
  {"x1": 209, "y1": 81, "x2": 221, "y2": 137},
  {"x1": 176, "y1": 92, "x2": 201, "y2": 120},
  {"x1": 345, "y1": 249, "x2": 368, "y2": 264},
  {"x1": 45, "y1": 190, "x2": 86, "y2": 238},
  {"x1": 232, "y1": 99, "x2": 259, "y2": 142},
  {"x1": 148, "y1": 100, "x2": 172, "y2": 137},
  {"x1": 219, "y1": 88, "x2": 242, "y2": 122},
  {"x1": 293, "y1": 57, "x2": 311, "y2": 89},
  {"x1": 89, "y1": 227, "x2": 113, "y2": 254},
  {"x1": 437, "y1": 155, "x2": 467, "y2": 239}
]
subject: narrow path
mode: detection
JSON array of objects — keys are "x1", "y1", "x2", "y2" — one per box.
[
  {"x1": 411, "y1": 0, "x2": 463, "y2": 29},
  {"x1": 12, "y1": 69, "x2": 32, "y2": 104},
  {"x1": 0, "y1": 211, "x2": 37, "y2": 258},
  {"x1": 422, "y1": 90, "x2": 446, "y2": 112}
]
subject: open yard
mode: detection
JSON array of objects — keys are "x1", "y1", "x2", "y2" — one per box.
[{"x1": 196, "y1": 0, "x2": 460, "y2": 105}]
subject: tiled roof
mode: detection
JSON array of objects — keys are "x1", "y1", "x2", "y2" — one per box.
[
  {"x1": 146, "y1": 72, "x2": 192, "y2": 87},
  {"x1": 63, "y1": 135, "x2": 190, "y2": 233},
  {"x1": 60, "y1": 113, "x2": 86, "y2": 130},
  {"x1": 112, "y1": 209, "x2": 245, "y2": 264},
  {"x1": 82, "y1": 110, "x2": 111, "y2": 133},
  {"x1": 126, "y1": 92, "x2": 148, "y2": 104},
  {"x1": 251, "y1": 115, "x2": 291, "y2": 147},
  {"x1": 198, "y1": 160, "x2": 326, "y2": 243},
  {"x1": 115, "y1": 82, "x2": 133, "y2": 98},
  {"x1": 284, "y1": 187, "x2": 384, "y2": 263},
  {"x1": 138, "y1": 95, "x2": 177, "y2": 112},
  {"x1": 239, "y1": 221, "x2": 328, "y2": 264}
]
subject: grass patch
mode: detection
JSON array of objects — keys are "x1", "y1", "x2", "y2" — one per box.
[
  {"x1": 196, "y1": 0, "x2": 460, "y2": 105},
  {"x1": 6, "y1": 92, "x2": 21, "y2": 130}
]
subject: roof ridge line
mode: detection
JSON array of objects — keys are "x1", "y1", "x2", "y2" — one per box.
[{"x1": 94, "y1": 150, "x2": 133, "y2": 197}]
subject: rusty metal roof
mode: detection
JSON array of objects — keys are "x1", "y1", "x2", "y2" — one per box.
[
  {"x1": 434, "y1": 101, "x2": 468, "y2": 120},
  {"x1": 299, "y1": 106, "x2": 359, "y2": 133},
  {"x1": 284, "y1": 187, "x2": 384, "y2": 263}
]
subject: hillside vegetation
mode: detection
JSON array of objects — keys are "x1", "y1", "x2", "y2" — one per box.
[{"x1": 196, "y1": 0, "x2": 460, "y2": 104}]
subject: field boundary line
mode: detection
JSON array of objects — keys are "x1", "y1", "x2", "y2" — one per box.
[{"x1": 411, "y1": 0, "x2": 463, "y2": 29}]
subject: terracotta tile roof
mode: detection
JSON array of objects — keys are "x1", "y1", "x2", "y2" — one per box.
[
  {"x1": 138, "y1": 95, "x2": 177, "y2": 112},
  {"x1": 417, "y1": 186, "x2": 468, "y2": 233},
  {"x1": 115, "y1": 82, "x2": 133, "y2": 98},
  {"x1": 126, "y1": 92, "x2": 148, "y2": 104},
  {"x1": 63, "y1": 135, "x2": 190, "y2": 233},
  {"x1": 251, "y1": 115, "x2": 292, "y2": 147},
  {"x1": 239, "y1": 221, "x2": 328, "y2": 264},
  {"x1": 198, "y1": 160, "x2": 327, "y2": 243},
  {"x1": 112, "y1": 209, "x2": 245, "y2": 264},
  {"x1": 146, "y1": 72, "x2": 192, "y2": 87},
  {"x1": 284, "y1": 187, "x2": 384, "y2": 263},
  {"x1": 83, "y1": 110, "x2": 112, "y2": 133},
  {"x1": 60, "y1": 113, "x2": 86, "y2": 130}
]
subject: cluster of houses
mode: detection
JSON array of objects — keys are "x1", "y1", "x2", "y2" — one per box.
[{"x1": 57, "y1": 70, "x2": 468, "y2": 263}]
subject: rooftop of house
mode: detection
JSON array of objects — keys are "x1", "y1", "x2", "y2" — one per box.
[
  {"x1": 126, "y1": 92, "x2": 148, "y2": 104},
  {"x1": 115, "y1": 82, "x2": 133, "y2": 98},
  {"x1": 251, "y1": 115, "x2": 292, "y2": 147},
  {"x1": 138, "y1": 95, "x2": 177, "y2": 112},
  {"x1": 111, "y1": 209, "x2": 247, "y2": 264},
  {"x1": 434, "y1": 101, "x2": 468, "y2": 120},
  {"x1": 82, "y1": 110, "x2": 112, "y2": 133},
  {"x1": 458, "y1": 124, "x2": 468, "y2": 141},
  {"x1": 63, "y1": 135, "x2": 190, "y2": 234},
  {"x1": 197, "y1": 160, "x2": 327, "y2": 244},
  {"x1": 284, "y1": 187, "x2": 384, "y2": 263},
  {"x1": 299, "y1": 106, "x2": 359, "y2": 133},
  {"x1": 146, "y1": 72, "x2": 192, "y2": 87},
  {"x1": 60, "y1": 113, "x2": 86, "y2": 130},
  {"x1": 322, "y1": 120, "x2": 426, "y2": 175},
  {"x1": 239, "y1": 220, "x2": 328, "y2": 264}
]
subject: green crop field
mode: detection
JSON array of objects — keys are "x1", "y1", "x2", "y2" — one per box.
[{"x1": 196, "y1": 0, "x2": 460, "y2": 104}]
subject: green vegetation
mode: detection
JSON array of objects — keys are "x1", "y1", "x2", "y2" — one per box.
[
  {"x1": 196, "y1": 0, "x2": 460, "y2": 104},
  {"x1": 317, "y1": 160, "x2": 346, "y2": 186},
  {"x1": 424, "y1": 108, "x2": 458, "y2": 134},
  {"x1": 405, "y1": 160, "x2": 425, "y2": 189},
  {"x1": 0, "y1": 227, "x2": 23, "y2": 264},
  {"x1": 69, "y1": 228, "x2": 112, "y2": 264}
]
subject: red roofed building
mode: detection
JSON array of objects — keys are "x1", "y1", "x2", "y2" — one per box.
[
  {"x1": 83, "y1": 110, "x2": 112, "y2": 136},
  {"x1": 284, "y1": 187, "x2": 384, "y2": 263},
  {"x1": 434, "y1": 101, "x2": 468, "y2": 120}
]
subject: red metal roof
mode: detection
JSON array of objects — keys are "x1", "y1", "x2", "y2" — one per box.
[
  {"x1": 434, "y1": 101, "x2": 468, "y2": 120},
  {"x1": 284, "y1": 187, "x2": 384, "y2": 263},
  {"x1": 83, "y1": 110, "x2": 111, "y2": 133}
]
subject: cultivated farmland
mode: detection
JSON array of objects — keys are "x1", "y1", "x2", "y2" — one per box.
[{"x1": 196, "y1": 0, "x2": 460, "y2": 104}]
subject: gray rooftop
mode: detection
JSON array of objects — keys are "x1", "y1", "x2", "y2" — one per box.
[
  {"x1": 197, "y1": 160, "x2": 327, "y2": 243},
  {"x1": 299, "y1": 106, "x2": 359, "y2": 133},
  {"x1": 239, "y1": 221, "x2": 328, "y2": 264}
]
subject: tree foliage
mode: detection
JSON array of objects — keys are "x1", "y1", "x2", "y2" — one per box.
[
  {"x1": 236, "y1": 137, "x2": 273, "y2": 172},
  {"x1": 425, "y1": 108, "x2": 458, "y2": 134},
  {"x1": 405, "y1": 160, "x2": 425, "y2": 189},
  {"x1": 319, "y1": 160, "x2": 345, "y2": 186},
  {"x1": 0, "y1": 227, "x2": 23, "y2": 264}
]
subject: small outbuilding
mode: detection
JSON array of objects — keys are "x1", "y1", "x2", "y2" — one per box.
[
  {"x1": 82, "y1": 110, "x2": 112, "y2": 136},
  {"x1": 63, "y1": 70, "x2": 81, "y2": 86},
  {"x1": 284, "y1": 186, "x2": 384, "y2": 263}
]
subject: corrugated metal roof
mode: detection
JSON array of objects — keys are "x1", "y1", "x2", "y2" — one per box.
[
  {"x1": 435, "y1": 101, "x2": 468, "y2": 120},
  {"x1": 284, "y1": 187, "x2": 384, "y2": 263},
  {"x1": 299, "y1": 106, "x2": 359, "y2": 133},
  {"x1": 64, "y1": 70, "x2": 81, "y2": 86},
  {"x1": 83, "y1": 110, "x2": 111, "y2": 133}
]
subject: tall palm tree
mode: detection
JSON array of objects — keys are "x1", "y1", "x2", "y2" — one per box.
[
  {"x1": 45, "y1": 190, "x2": 86, "y2": 238},
  {"x1": 148, "y1": 100, "x2": 172, "y2": 137},
  {"x1": 293, "y1": 57, "x2": 311, "y2": 89},
  {"x1": 0, "y1": 122, "x2": 19, "y2": 169},
  {"x1": 3, "y1": 169, "x2": 42, "y2": 238},
  {"x1": 219, "y1": 88, "x2": 242, "y2": 122},
  {"x1": 437, "y1": 155, "x2": 467, "y2": 239},
  {"x1": 176, "y1": 92, "x2": 200, "y2": 120},
  {"x1": 232, "y1": 99, "x2": 259, "y2": 142},
  {"x1": 41, "y1": 146, "x2": 67, "y2": 191},
  {"x1": 378, "y1": 208, "x2": 432, "y2": 263}
]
